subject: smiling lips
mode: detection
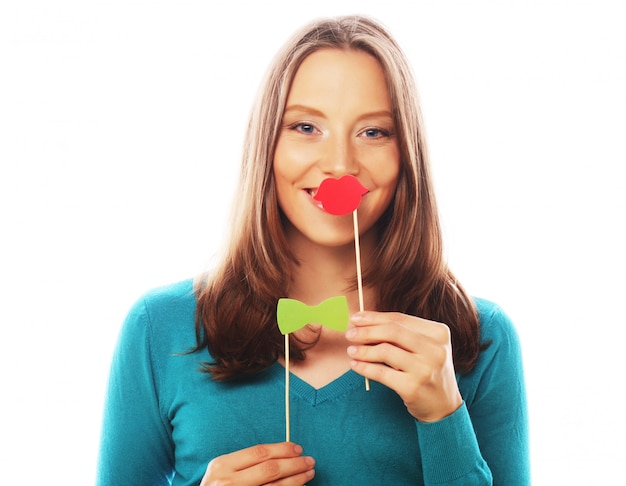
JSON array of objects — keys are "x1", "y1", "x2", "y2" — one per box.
[{"x1": 312, "y1": 175, "x2": 369, "y2": 216}]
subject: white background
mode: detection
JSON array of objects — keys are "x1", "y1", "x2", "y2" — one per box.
[{"x1": 1, "y1": 1, "x2": 624, "y2": 484}]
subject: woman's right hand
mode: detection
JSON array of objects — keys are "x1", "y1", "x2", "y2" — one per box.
[{"x1": 200, "y1": 442, "x2": 316, "y2": 486}]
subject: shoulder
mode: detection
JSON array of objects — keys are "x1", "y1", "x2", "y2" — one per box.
[
  {"x1": 134, "y1": 279, "x2": 197, "y2": 319},
  {"x1": 458, "y1": 297, "x2": 525, "y2": 405},
  {"x1": 121, "y1": 279, "x2": 198, "y2": 351},
  {"x1": 473, "y1": 297, "x2": 520, "y2": 350}
]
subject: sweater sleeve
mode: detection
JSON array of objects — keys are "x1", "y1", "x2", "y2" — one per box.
[
  {"x1": 415, "y1": 302, "x2": 530, "y2": 485},
  {"x1": 464, "y1": 304, "x2": 530, "y2": 484},
  {"x1": 416, "y1": 403, "x2": 492, "y2": 484},
  {"x1": 96, "y1": 297, "x2": 175, "y2": 486}
]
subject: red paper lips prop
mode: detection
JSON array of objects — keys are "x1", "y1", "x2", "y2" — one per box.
[{"x1": 313, "y1": 175, "x2": 368, "y2": 215}]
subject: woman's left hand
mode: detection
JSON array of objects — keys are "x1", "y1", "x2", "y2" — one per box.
[{"x1": 346, "y1": 311, "x2": 463, "y2": 422}]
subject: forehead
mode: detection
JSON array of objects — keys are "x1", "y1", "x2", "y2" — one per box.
[{"x1": 286, "y1": 48, "x2": 392, "y2": 110}]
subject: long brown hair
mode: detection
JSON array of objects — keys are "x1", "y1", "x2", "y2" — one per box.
[{"x1": 194, "y1": 15, "x2": 482, "y2": 380}]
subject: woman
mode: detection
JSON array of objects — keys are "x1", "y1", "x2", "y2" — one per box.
[{"x1": 97, "y1": 15, "x2": 529, "y2": 485}]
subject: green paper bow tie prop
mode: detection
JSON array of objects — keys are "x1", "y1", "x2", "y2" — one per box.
[{"x1": 277, "y1": 296, "x2": 349, "y2": 334}]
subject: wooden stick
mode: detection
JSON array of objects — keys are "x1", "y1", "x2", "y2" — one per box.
[
  {"x1": 285, "y1": 333, "x2": 291, "y2": 441},
  {"x1": 353, "y1": 210, "x2": 370, "y2": 391}
]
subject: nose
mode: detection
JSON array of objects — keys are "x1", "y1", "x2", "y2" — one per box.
[{"x1": 319, "y1": 134, "x2": 358, "y2": 177}]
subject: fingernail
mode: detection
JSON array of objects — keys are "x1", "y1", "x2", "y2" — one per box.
[
  {"x1": 305, "y1": 456, "x2": 316, "y2": 466},
  {"x1": 351, "y1": 313, "x2": 364, "y2": 323},
  {"x1": 347, "y1": 345, "x2": 357, "y2": 356},
  {"x1": 293, "y1": 444, "x2": 303, "y2": 454},
  {"x1": 345, "y1": 328, "x2": 356, "y2": 339}
]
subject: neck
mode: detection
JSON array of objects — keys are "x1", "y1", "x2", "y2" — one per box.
[
  {"x1": 280, "y1": 223, "x2": 378, "y2": 388},
  {"x1": 285, "y1": 225, "x2": 377, "y2": 313}
]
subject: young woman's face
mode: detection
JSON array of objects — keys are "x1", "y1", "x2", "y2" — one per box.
[{"x1": 273, "y1": 48, "x2": 400, "y2": 248}]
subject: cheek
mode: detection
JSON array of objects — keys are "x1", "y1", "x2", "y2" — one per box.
[
  {"x1": 367, "y1": 159, "x2": 401, "y2": 216},
  {"x1": 272, "y1": 166, "x2": 291, "y2": 211},
  {"x1": 360, "y1": 143, "x2": 400, "y2": 183},
  {"x1": 381, "y1": 166, "x2": 400, "y2": 187},
  {"x1": 373, "y1": 157, "x2": 400, "y2": 192},
  {"x1": 272, "y1": 158, "x2": 302, "y2": 215},
  {"x1": 272, "y1": 138, "x2": 289, "y2": 180},
  {"x1": 273, "y1": 136, "x2": 317, "y2": 179},
  {"x1": 272, "y1": 140, "x2": 298, "y2": 200}
]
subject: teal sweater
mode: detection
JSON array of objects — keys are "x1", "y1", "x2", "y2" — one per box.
[{"x1": 97, "y1": 280, "x2": 529, "y2": 485}]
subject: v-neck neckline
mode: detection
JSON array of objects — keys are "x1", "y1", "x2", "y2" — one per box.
[{"x1": 269, "y1": 362, "x2": 365, "y2": 405}]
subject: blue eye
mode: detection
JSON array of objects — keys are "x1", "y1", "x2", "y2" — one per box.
[
  {"x1": 363, "y1": 128, "x2": 390, "y2": 138},
  {"x1": 291, "y1": 123, "x2": 316, "y2": 134}
]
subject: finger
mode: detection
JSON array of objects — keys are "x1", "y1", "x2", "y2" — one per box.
[
  {"x1": 264, "y1": 462, "x2": 316, "y2": 485},
  {"x1": 239, "y1": 455, "x2": 315, "y2": 485},
  {"x1": 347, "y1": 318, "x2": 422, "y2": 353},
  {"x1": 213, "y1": 443, "x2": 303, "y2": 473},
  {"x1": 347, "y1": 341, "x2": 437, "y2": 388},
  {"x1": 349, "y1": 349, "x2": 439, "y2": 394},
  {"x1": 349, "y1": 356, "x2": 408, "y2": 393},
  {"x1": 347, "y1": 342, "x2": 416, "y2": 372},
  {"x1": 348, "y1": 313, "x2": 450, "y2": 349},
  {"x1": 351, "y1": 311, "x2": 446, "y2": 338}
]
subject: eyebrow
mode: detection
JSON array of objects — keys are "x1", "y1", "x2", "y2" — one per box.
[
  {"x1": 283, "y1": 104, "x2": 325, "y2": 117},
  {"x1": 283, "y1": 104, "x2": 394, "y2": 122}
]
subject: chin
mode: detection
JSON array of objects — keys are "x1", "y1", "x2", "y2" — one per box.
[
  {"x1": 314, "y1": 235, "x2": 356, "y2": 248},
  {"x1": 288, "y1": 220, "x2": 356, "y2": 249},
  {"x1": 308, "y1": 229, "x2": 356, "y2": 248}
]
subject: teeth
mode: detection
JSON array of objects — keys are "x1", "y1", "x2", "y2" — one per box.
[{"x1": 306, "y1": 188, "x2": 317, "y2": 197}]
